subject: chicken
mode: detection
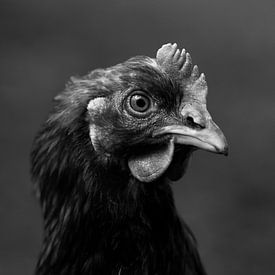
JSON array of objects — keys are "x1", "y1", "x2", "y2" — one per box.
[{"x1": 31, "y1": 43, "x2": 228, "y2": 275}]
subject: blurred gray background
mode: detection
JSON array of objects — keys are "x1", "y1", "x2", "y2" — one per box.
[{"x1": 0, "y1": 0, "x2": 274, "y2": 274}]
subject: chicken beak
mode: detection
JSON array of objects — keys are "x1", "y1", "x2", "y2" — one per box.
[{"x1": 153, "y1": 119, "x2": 228, "y2": 156}]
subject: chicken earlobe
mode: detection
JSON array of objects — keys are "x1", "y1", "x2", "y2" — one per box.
[{"x1": 128, "y1": 139, "x2": 174, "y2": 182}]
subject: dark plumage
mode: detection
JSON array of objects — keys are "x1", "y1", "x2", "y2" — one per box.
[{"x1": 31, "y1": 43, "x2": 228, "y2": 275}]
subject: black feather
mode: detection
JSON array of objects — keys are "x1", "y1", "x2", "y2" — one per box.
[{"x1": 31, "y1": 56, "x2": 207, "y2": 275}]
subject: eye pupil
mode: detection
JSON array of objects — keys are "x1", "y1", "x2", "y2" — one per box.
[{"x1": 136, "y1": 98, "x2": 146, "y2": 108}]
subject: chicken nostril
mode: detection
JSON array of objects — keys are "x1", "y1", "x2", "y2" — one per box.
[{"x1": 186, "y1": 116, "x2": 205, "y2": 129}]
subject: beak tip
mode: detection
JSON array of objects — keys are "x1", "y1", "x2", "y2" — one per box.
[{"x1": 221, "y1": 146, "x2": 229, "y2": 156}]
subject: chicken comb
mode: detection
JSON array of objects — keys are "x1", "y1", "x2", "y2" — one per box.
[{"x1": 156, "y1": 43, "x2": 208, "y2": 104}]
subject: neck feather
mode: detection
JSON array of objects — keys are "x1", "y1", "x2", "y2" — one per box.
[{"x1": 31, "y1": 120, "x2": 206, "y2": 275}]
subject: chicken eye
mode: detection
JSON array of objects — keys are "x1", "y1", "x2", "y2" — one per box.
[{"x1": 130, "y1": 93, "x2": 151, "y2": 113}]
